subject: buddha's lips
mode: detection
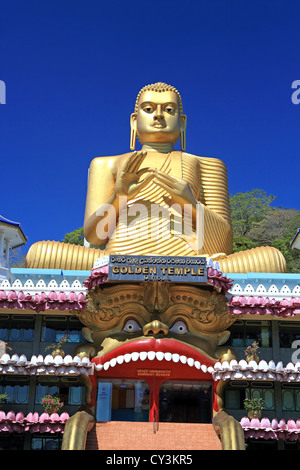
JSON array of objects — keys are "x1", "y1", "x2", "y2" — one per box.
[{"x1": 92, "y1": 338, "x2": 216, "y2": 374}]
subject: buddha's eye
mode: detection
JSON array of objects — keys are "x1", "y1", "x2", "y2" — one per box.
[
  {"x1": 165, "y1": 106, "x2": 174, "y2": 114},
  {"x1": 143, "y1": 106, "x2": 154, "y2": 113},
  {"x1": 170, "y1": 321, "x2": 188, "y2": 335},
  {"x1": 123, "y1": 319, "x2": 142, "y2": 333}
]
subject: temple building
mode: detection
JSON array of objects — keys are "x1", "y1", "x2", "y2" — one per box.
[
  {"x1": 0, "y1": 215, "x2": 27, "y2": 283},
  {"x1": 0, "y1": 244, "x2": 299, "y2": 450},
  {"x1": 1, "y1": 82, "x2": 299, "y2": 451}
]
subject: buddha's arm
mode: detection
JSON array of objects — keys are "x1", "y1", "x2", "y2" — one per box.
[
  {"x1": 197, "y1": 155, "x2": 233, "y2": 255},
  {"x1": 84, "y1": 152, "x2": 154, "y2": 246},
  {"x1": 201, "y1": 204, "x2": 233, "y2": 255},
  {"x1": 84, "y1": 156, "x2": 121, "y2": 246},
  {"x1": 153, "y1": 155, "x2": 233, "y2": 255}
]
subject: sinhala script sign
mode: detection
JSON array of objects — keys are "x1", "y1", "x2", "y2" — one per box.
[{"x1": 108, "y1": 255, "x2": 207, "y2": 283}]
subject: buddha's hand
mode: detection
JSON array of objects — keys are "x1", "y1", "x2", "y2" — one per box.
[
  {"x1": 114, "y1": 151, "x2": 154, "y2": 200},
  {"x1": 153, "y1": 170, "x2": 197, "y2": 209}
]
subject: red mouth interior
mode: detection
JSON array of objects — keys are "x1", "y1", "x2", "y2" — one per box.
[
  {"x1": 92, "y1": 338, "x2": 216, "y2": 382},
  {"x1": 89, "y1": 339, "x2": 221, "y2": 418}
]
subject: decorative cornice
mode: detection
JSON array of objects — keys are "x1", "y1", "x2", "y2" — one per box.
[
  {"x1": 0, "y1": 410, "x2": 69, "y2": 433},
  {"x1": 0, "y1": 353, "x2": 93, "y2": 375},
  {"x1": 229, "y1": 276, "x2": 300, "y2": 301},
  {"x1": 0, "y1": 277, "x2": 86, "y2": 296},
  {"x1": 240, "y1": 417, "x2": 300, "y2": 441},
  {"x1": 228, "y1": 296, "x2": 300, "y2": 317},
  {"x1": 213, "y1": 359, "x2": 300, "y2": 382},
  {"x1": 83, "y1": 265, "x2": 108, "y2": 291},
  {"x1": 0, "y1": 268, "x2": 299, "y2": 319},
  {"x1": 0, "y1": 278, "x2": 87, "y2": 312},
  {"x1": 1, "y1": 353, "x2": 300, "y2": 382}
]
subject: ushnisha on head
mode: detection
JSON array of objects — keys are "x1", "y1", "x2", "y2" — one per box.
[{"x1": 130, "y1": 82, "x2": 187, "y2": 151}]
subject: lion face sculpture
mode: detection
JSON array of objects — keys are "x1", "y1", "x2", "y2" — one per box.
[{"x1": 75, "y1": 281, "x2": 236, "y2": 412}]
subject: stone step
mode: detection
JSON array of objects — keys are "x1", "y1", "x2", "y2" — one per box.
[{"x1": 85, "y1": 421, "x2": 222, "y2": 450}]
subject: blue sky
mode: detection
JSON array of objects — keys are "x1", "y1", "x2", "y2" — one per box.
[{"x1": 1, "y1": 0, "x2": 300, "y2": 252}]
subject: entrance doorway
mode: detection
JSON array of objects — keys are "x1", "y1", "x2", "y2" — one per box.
[
  {"x1": 97, "y1": 379, "x2": 150, "y2": 422},
  {"x1": 159, "y1": 381, "x2": 212, "y2": 423},
  {"x1": 96, "y1": 379, "x2": 212, "y2": 424}
]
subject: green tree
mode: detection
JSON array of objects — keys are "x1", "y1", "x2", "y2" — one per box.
[
  {"x1": 61, "y1": 227, "x2": 84, "y2": 246},
  {"x1": 271, "y1": 238, "x2": 300, "y2": 273},
  {"x1": 232, "y1": 235, "x2": 259, "y2": 253},
  {"x1": 248, "y1": 209, "x2": 299, "y2": 246},
  {"x1": 230, "y1": 190, "x2": 300, "y2": 273},
  {"x1": 230, "y1": 189, "x2": 276, "y2": 237}
]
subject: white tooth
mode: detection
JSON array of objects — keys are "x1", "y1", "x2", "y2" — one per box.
[
  {"x1": 116, "y1": 355, "x2": 124, "y2": 365},
  {"x1": 95, "y1": 363, "x2": 103, "y2": 371},
  {"x1": 131, "y1": 352, "x2": 140, "y2": 361},
  {"x1": 172, "y1": 354, "x2": 180, "y2": 363},
  {"x1": 194, "y1": 361, "x2": 201, "y2": 369},
  {"x1": 180, "y1": 355, "x2": 187, "y2": 364},
  {"x1": 187, "y1": 358, "x2": 194, "y2": 367},
  {"x1": 148, "y1": 351, "x2": 155, "y2": 360},
  {"x1": 201, "y1": 364, "x2": 207, "y2": 373},
  {"x1": 164, "y1": 352, "x2": 172, "y2": 361},
  {"x1": 140, "y1": 351, "x2": 147, "y2": 361},
  {"x1": 124, "y1": 353, "x2": 131, "y2": 363},
  {"x1": 104, "y1": 362, "x2": 110, "y2": 370},
  {"x1": 109, "y1": 358, "x2": 117, "y2": 367},
  {"x1": 208, "y1": 366, "x2": 214, "y2": 373},
  {"x1": 156, "y1": 352, "x2": 164, "y2": 361}
]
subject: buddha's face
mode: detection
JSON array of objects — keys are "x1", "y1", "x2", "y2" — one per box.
[{"x1": 132, "y1": 90, "x2": 185, "y2": 145}]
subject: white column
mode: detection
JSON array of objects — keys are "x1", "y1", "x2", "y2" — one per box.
[
  {"x1": 0, "y1": 231, "x2": 5, "y2": 259},
  {"x1": 5, "y1": 240, "x2": 11, "y2": 265}
]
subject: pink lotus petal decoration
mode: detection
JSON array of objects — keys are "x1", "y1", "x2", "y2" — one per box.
[
  {"x1": 241, "y1": 417, "x2": 300, "y2": 441},
  {"x1": 206, "y1": 267, "x2": 233, "y2": 294},
  {"x1": 0, "y1": 410, "x2": 69, "y2": 434},
  {"x1": 83, "y1": 266, "x2": 109, "y2": 290},
  {"x1": 228, "y1": 296, "x2": 300, "y2": 318},
  {"x1": 0, "y1": 289, "x2": 87, "y2": 312}
]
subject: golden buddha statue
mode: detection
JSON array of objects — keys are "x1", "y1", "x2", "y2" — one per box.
[{"x1": 26, "y1": 82, "x2": 286, "y2": 273}]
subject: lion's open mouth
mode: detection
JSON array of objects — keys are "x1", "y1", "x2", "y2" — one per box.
[{"x1": 92, "y1": 338, "x2": 216, "y2": 379}]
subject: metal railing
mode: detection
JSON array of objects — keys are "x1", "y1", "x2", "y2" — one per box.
[{"x1": 153, "y1": 407, "x2": 159, "y2": 434}]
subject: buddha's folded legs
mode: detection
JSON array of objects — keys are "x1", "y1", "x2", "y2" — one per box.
[
  {"x1": 25, "y1": 240, "x2": 105, "y2": 271},
  {"x1": 25, "y1": 240, "x2": 286, "y2": 274},
  {"x1": 216, "y1": 245, "x2": 286, "y2": 273}
]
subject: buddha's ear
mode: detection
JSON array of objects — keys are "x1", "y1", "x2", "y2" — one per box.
[
  {"x1": 180, "y1": 114, "x2": 187, "y2": 152},
  {"x1": 130, "y1": 112, "x2": 137, "y2": 150}
]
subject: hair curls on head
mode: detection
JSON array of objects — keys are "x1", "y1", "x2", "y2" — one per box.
[{"x1": 134, "y1": 82, "x2": 184, "y2": 115}]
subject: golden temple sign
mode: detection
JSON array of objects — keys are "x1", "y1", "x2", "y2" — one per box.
[{"x1": 108, "y1": 255, "x2": 207, "y2": 283}]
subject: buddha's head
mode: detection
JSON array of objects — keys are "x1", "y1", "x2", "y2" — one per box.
[{"x1": 130, "y1": 82, "x2": 187, "y2": 151}]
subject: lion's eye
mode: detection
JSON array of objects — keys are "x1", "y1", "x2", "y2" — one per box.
[
  {"x1": 123, "y1": 319, "x2": 142, "y2": 333},
  {"x1": 170, "y1": 321, "x2": 188, "y2": 335}
]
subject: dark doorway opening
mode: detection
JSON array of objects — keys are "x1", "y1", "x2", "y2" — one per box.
[{"x1": 159, "y1": 381, "x2": 212, "y2": 423}]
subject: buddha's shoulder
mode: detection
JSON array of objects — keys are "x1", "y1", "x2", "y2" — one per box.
[
  {"x1": 89, "y1": 153, "x2": 132, "y2": 170},
  {"x1": 183, "y1": 152, "x2": 228, "y2": 171}
]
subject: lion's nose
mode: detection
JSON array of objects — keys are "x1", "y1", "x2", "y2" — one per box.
[{"x1": 143, "y1": 320, "x2": 169, "y2": 336}]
